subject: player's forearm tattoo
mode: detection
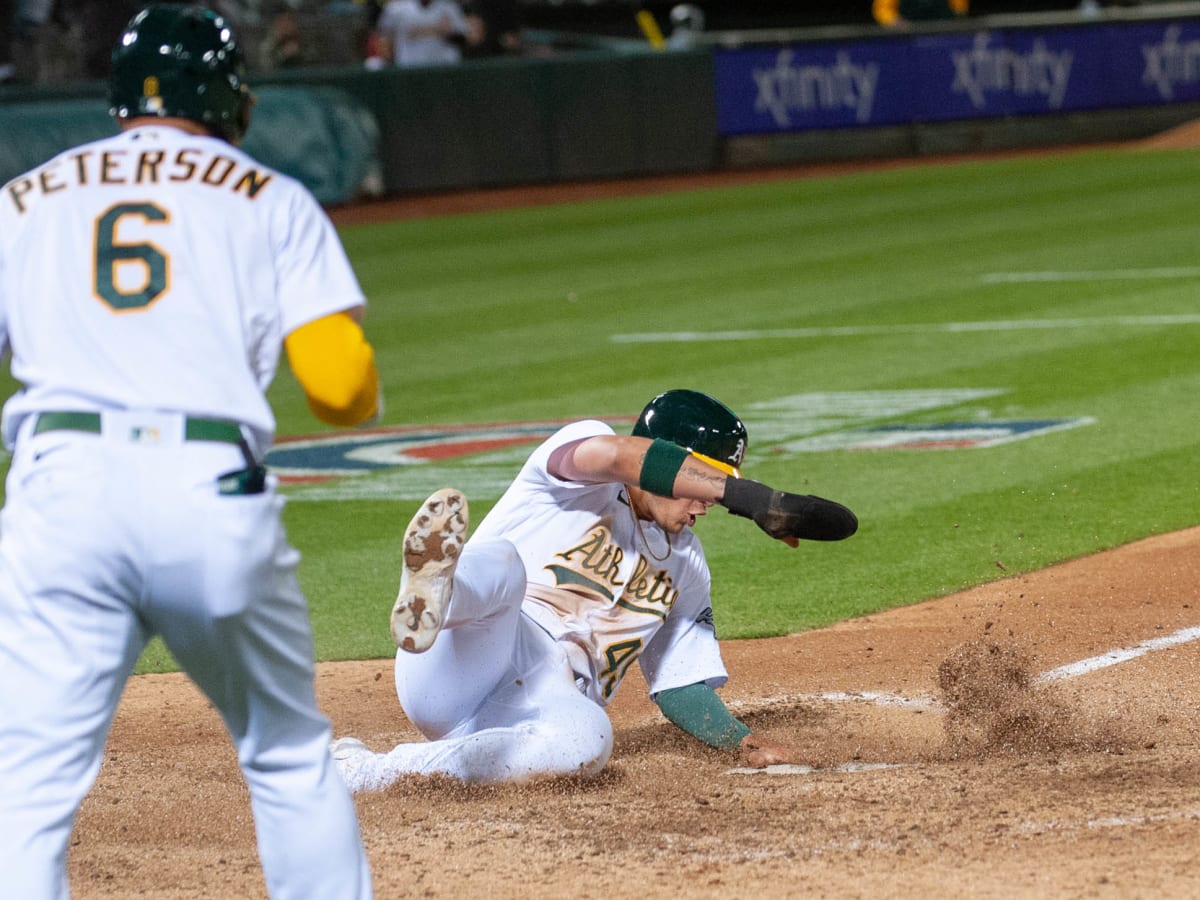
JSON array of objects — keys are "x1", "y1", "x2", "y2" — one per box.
[{"x1": 677, "y1": 463, "x2": 726, "y2": 495}]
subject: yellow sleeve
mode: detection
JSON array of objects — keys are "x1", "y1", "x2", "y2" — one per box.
[
  {"x1": 873, "y1": 0, "x2": 900, "y2": 26},
  {"x1": 284, "y1": 311, "x2": 381, "y2": 427}
]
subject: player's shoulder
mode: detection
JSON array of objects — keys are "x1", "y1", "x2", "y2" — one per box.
[
  {"x1": 551, "y1": 419, "x2": 616, "y2": 442},
  {"x1": 515, "y1": 419, "x2": 617, "y2": 492},
  {"x1": 535, "y1": 419, "x2": 617, "y2": 460}
]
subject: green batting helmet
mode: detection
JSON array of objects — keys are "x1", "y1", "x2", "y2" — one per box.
[
  {"x1": 108, "y1": 4, "x2": 253, "y2": 142},
  {"x1": 632, "y1": 389, "x2": 748, "y2": 477}
]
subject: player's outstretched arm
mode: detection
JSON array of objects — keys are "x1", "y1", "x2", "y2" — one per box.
[
  {"x1": 549, "y1": 435, "x2": 857, "y2": 545},
  {"x1": 549, "y1": 434, "x2": 735, "y2": 500},
  {"x1": 548, "y1": 435, "x2": 709, "y2": 490}
]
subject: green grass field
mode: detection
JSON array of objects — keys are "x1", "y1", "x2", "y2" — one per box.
[{"x1": 9, "y1": 146, "x2": 1200, "y2": 672}]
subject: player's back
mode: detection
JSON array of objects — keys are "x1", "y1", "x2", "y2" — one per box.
[{"x1": 0, "y1": 125, "x2": 305, "y2": 447}]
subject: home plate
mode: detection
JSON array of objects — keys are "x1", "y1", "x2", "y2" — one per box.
[{"x1": 724, "y1": 762, "x2": 908, "y2": 776}]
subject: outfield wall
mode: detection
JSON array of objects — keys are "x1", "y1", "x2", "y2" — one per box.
[
  {"x1": 709, "y1": 6, "x2": 1200, "y2": 165},
  {"x1": 2, "y1": 7, "x2": 1199, "y2": 204}
]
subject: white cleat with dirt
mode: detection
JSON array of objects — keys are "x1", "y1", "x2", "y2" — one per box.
[
  {"x1": 389, "y1": 487, "x2": 468, "y2": 653},
  {"x1": 330, "y1": 736, "x2": 368, "y2": 761},
  {"x1": 330, "y1": 736, "x2": 376, "y2": 793}
]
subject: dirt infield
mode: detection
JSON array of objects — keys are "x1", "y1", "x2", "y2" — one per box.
[
  {"x1": 75, "y1": 526, "x2": 1200, "y2": 898},
  {"x1": 70, "y1": 135, "x2": 1200, "y2": 898}
]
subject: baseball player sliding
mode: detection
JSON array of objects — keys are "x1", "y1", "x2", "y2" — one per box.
[
  {"x1": 333, "y1": 390, "x2": 857, "y2": 787},
  {"x1": 0, "y1": 5, "x2": 376, "y2": 897}
]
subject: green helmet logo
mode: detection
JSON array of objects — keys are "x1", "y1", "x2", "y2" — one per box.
[
  {"x1": 108, "y1": 4, "x2": 252, "y2": 142},
  {"x1": 632, "y1": 389, "x2": 748, "y2": 476}
]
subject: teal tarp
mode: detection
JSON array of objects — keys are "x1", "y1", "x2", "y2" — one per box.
[{"x1": 0, "y1": 85, "x2": 380, "y2": 206}]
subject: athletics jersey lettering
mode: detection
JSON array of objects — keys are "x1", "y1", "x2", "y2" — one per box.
[
  {"x1": 549, "y1": 526, "x2": 679, "y2": 617},
  {"x1": 4, "y1": 147, "x2": 273, "y2": 214},
  {"x1": 619, "y1": 556, "x2": 678, "y2": 618},
  {"x1": 555, "y1": 528, "x2": 626, "y2": 594}
]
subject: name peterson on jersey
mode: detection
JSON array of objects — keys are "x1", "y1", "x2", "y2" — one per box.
[{"x1": 4, "y1": 144, "x2": 273, "y2": 215}]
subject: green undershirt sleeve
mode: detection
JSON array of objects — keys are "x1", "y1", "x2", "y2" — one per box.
[{"x1": 652, "y1": 682, "x2": 751, "y2": 750}]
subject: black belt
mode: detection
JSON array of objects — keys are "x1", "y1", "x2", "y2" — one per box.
[
  {"x1": 33, "y1": 411, "x2": 244, "y2": 445},
  {"x1": 33, "y1": 411, "x2": 264, "y2": 495}
]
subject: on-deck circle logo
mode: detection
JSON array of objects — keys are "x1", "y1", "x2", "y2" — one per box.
[
  {"x1": 266, "y1": 419, "x2": 633, "y2": 485},
  {"x1": 265, "y1": 391, "x2": 1095, "y2": 487}
]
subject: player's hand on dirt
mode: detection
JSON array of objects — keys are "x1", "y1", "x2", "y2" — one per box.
[
  {"x1": 720, "y1": 478, "x2": 858, "y2": 543},
  {"x1": 738, "y1": 734, "x2": 796, "y2": 768}
]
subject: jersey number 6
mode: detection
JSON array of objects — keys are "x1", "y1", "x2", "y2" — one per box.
[{"x1": 94, "y1": 202, "x2": 170, "y2": 311}]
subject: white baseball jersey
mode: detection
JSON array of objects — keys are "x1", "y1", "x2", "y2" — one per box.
[
  {"x1": 0, "y1": 124, "x2": 365, "y2": 458},
  {"x1": 376, "y1": 0, "x2": 469, "y2": 66},
  {"x1": 471, "y1": 419, "x2": 730, "y2": 706},
  {"x1": 0, "y1": 123, "x2": 374, "y2": 896}
]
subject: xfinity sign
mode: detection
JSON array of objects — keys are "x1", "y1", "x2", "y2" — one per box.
[{"x1": 714, "y1": 17, "x2": 1200, "y2": 136}]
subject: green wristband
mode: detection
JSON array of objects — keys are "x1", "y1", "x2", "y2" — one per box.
[
  {"x1": 654, "y1": 682, "x2": 751, "y2": 750},
  {"x1": 639, "y1": 438, "x2": 688, "y2": 497}
]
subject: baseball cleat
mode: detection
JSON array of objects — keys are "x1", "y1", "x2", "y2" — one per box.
[
  {"x1": 330, "y1": 736, "x2": 368, "y2": 761},
  {"x1": 330, "y1": 736, "x2": 375, "y2": 793},
  {"x1": 390, "y1": 487, "x2": 468, "y2": 653}
]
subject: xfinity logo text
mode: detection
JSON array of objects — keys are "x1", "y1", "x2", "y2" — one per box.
[
  {"x1": 951, "y1": 33, "x2": 1073, "y2": 110},
  {"x1": 753, "y1": 49, "x2": 879, "y2": 127},
  {"x1": 1142, "y1": 25, "x2": 1200, "y2": 100}
]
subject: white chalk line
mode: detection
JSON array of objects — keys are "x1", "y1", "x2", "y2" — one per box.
[
  {"x1": 724, "y1": 624, "x2": 1200, "y2": 778},
  {"x1": 1035, "y1": 625, "x2": 1200, "y2": 684},
  {"x1": 611, "y1": 314, "x2": 1200, "y2": 344},
  {"x1": 725, "y1": 762, "x2": 906, "y2": 776},
  {"x1": 981, "y1": 267, "x2": 1200, "y2": 283},
  {"x1": 1019, "y1": 808, "x2": 1200, "y2": 835}
]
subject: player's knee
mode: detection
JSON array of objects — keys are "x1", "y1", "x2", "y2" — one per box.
[
  {"x1": 574, "y1": 727, "x2": 613, "y2": 777},
  {"x1": 457, "y1": 537, "x2": 525, "y2": 607},
  {"x1": 547, "y1": 707, "x2": 613, "y2": 777}
]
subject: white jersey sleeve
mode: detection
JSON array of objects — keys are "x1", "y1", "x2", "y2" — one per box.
[
  {"x1": 272, "y1": 182, "x2": 365, "y2": 336},
  {"x1": 637, "y1": 562, "x2": 730, "y2": 697}
]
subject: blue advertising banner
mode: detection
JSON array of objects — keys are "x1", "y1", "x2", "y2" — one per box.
[
  {"x1": 712, "y1": 39, "x2": 914, "y2": 134},
  {"x1": 714, "y1": 17, "x2": 1200, "y2": 135},
  {"x1": 911, "y1": 27, "x2": 1108, "y2": 122},
  {"x1": 1109, "y1": 21, "x2": 1200, "y2": 106}
]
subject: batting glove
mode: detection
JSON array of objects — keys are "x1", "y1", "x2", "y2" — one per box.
[{"x1": 720, "y1": 479, "x2": 858, "y2": 542}]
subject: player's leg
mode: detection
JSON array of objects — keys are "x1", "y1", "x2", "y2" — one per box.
[
  {"x1": 466, "y1": 619, "x2": 614, "y2": 775},
  {"x1": 392, "y1": 534, "x2": 531, "y2": 735},
  {"x1": 154, "y1": 464, "x2": 371, "y2": 900},
  {"x1": 340, "y1": 616, "x2": 613, "y2": 787},
  {"x1": 0, "y1": 434, "x2": 147, "y2": 898},
  {"x1": 338, "y1": 533, "x2": 559, "y2": 786},
  {"x1": 0, "y1": 578, "x2": 145, "y2": 899}
]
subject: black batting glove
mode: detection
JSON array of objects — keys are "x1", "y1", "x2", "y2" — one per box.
[{"x1": 720, "y1": 478, "x2": 858, "y2": 542}]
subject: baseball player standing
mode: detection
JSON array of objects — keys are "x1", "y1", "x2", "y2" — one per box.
[
  {"x1": 0, "y1": 5, "x2": 377, "y2": 897},
  {"x1": 332, "y1": 390, "x2": 858, "y2": 787}
]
